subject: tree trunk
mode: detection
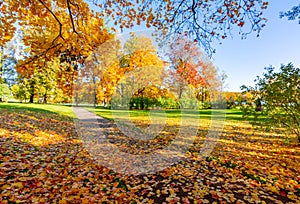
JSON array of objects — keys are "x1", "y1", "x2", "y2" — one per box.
[
  {"x1": 43, "y1": 94, "x2": 47, "y2": 104},
  {"x1": 140, "y1": 98, "x2": 144, "y2": 110},
  {"x1": 75, "y1": 92, "x2": 79, "y2": 106},
  {"x1": 29, "y1": 94, "x2": 34, "y2": 103},
  {"x1": 29, "y1": 81, "x2": 34, "y2": 103},
  {"x1": 104, "y1": 97, "x2": 108, "y2": 108}
]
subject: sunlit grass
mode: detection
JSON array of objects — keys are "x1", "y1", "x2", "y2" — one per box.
[
  {"x1": 89, "y1": 107, "x2": 248, "y2": 121},
  {"x1": 0, "y1": 102, "x2": 75, "y2": 118}
]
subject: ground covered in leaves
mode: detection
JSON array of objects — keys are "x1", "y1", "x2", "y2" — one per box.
[{"x1": 0, "y1": 104, "x2": 299, "y2": 203}]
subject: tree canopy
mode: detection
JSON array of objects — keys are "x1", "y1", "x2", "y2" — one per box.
[{"x1": 1, "y1": 0, "x2": 270, "y2": 55}]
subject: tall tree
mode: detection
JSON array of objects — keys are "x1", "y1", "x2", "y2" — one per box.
[
  {"x1": 114, "y1": 33, "x2": 165, "y2": 109},
  {"x1": 165, "y1": 35, "x2": 221, "y2": 105},
  {"x1": 76, "y1": 38, "x2": 122, "y2": 106},
  {"x1": 13, "y1": 0, "x2": 113, "y2": 102},
  {"x1": 11, "y1": 78, "x2": 31, "y2": 102}
]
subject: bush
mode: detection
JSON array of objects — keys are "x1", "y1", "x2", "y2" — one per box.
[
  {"x1": 129, "y1": 97, "x2": 160, "y2": 109},
  {"x1": 157, "y1": 97, "x2": 180, "y2": 109},
  {"x1": 241, "y1": 63, "x2": 300, "y2": 142}
]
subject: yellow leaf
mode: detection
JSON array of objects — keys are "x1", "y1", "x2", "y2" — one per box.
[
  {"x1": 14, "y1": 182, "x2": 23, "y2": 189},
  {"x1": 82, "y1": 198, "x2": 89, "y2": 204},
  {"x1": 3, "y1": 35, "x2": 11, "y2": 40},
  {"x1": 59, "y1": 199, "x2": 67, "y2": 204}
]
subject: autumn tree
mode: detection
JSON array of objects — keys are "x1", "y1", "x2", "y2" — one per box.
[
  {"x1": 112, "y1": 33, "x2": 165, "y2": 109},
  {"x1": 201, "y1": 60, "x2": 224, "y2": 104},
  {"x1": 34, "y1": 58, "x2": 66, "y2": 103},
  {"x1": 241, "y1": 63, "x2": 300, "y2": 142},
  {"x1": 11, "y1": 79, "x2": 31, "y2": 102},
  {"x1": 166, "y1": 36, "x2": 204, "y2": 99},
  {"x1": 82, "y1": 39, "x2": 122, "y2": 107},
  {"x1": 11, "y1": 0, "x2": 114, "y2": 102},
  {"x1": 165, "y1": 35, "x2": 222, "y2": 109},
  {"x1": 0, "y1": 0, "x2": 16, "y2": 46},
  {"x1": 96, "y1": 61, "x2": 122, "y2": 107},
  {"x1": 225, "y1": 92, "x2": 243, "y2": 108}
]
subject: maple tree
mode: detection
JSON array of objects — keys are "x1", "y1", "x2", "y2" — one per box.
[
  {"x1": 166, "y1": 36, "x2": 204, "y2": 99},
  {"x1": 10, "y1": 0, "x2": 114, "y2": 103},
  {"x1": 96, "y1": 61, "x2": 123, "y2": 107},
  {"x1": 165, "y1": 35, "x2": 222, "y2": 108},
  {"x1": 119, "y1": 34, "x2": 165, "y2": 109},
  {"x1": 83, "y1": 38, "x2": 122, "y2": 107}
]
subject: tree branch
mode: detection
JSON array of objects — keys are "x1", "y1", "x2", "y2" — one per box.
[
  {"x1": 67, "y1": 0, "x2": 78, "y2": 34},
  {"x1": 37, "y1": 0, "x2": 65, "y2": 40}
]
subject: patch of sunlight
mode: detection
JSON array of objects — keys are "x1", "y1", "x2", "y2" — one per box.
[
  {"x1": 13, "y1": 130, "x2": 66, "y2": 146},
  {"x1": 0, "y1": 128, "x2": 10, "y2": 136}
]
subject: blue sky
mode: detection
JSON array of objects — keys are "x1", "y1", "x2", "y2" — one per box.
[
  {"x1": 89, "y1": 1, "x2": 300, "y2": 92},
  {"x1": 212, "y1": 1, "x2": 300, "y2": 91}
]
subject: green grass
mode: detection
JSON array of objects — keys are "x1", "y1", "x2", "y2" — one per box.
[
  {"x1": 0, "y1": 103, "x2": 253, "y2": 124},
  {"x1": 0, "y1": 102, "x2": 75, "y2": 118},
  {"x1": 88, "y1": 107, "x2": 247, "y2": 123},
  {"x1": 0, "y1": 102, "x2": 253, "y2": 127}
]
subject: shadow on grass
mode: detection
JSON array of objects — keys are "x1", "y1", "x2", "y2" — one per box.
[{"x1": 0, "y1": 102, "x2": 74, "y2": 118}]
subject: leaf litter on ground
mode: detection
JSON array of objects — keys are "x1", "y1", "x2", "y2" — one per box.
[{"x1": 0, "y1": 106, "x2": 299, "y2": 203}]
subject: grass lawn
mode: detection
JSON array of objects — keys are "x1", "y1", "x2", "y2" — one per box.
[
  {"x1": 0, "y1": 103, "x2": 299, "y2": 203},
  {"x1": 0, "y1": 102, "x2": 75, "y2": 118}
]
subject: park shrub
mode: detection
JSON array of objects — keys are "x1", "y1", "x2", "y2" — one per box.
[{"x1": 241, "y1": 63, "x2": 300, "y2": 142}]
